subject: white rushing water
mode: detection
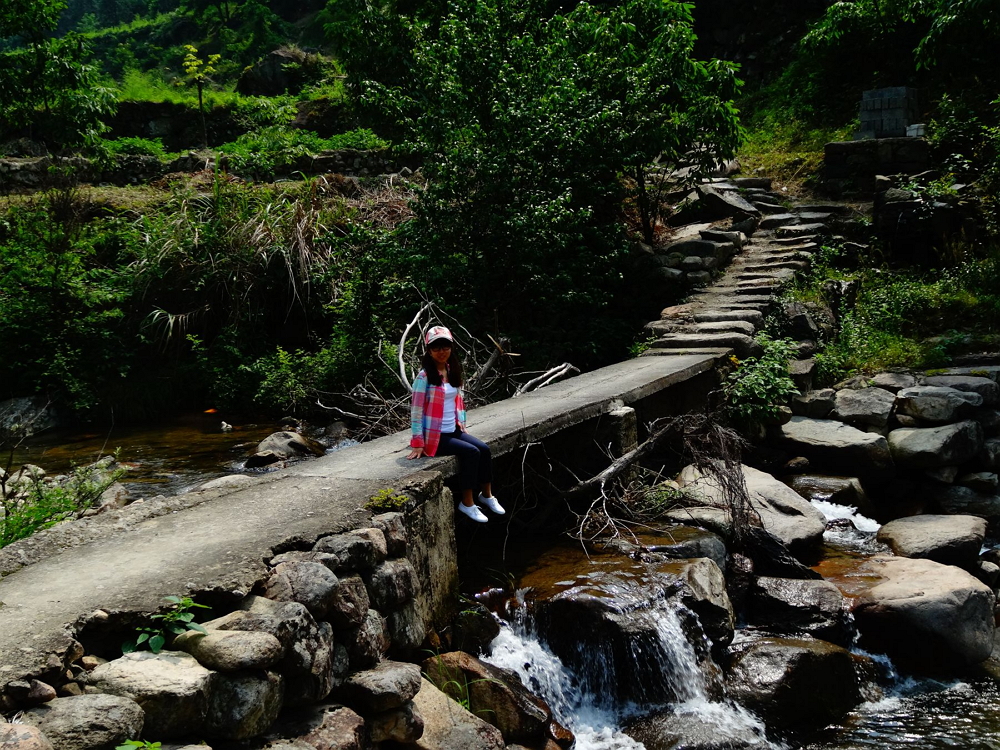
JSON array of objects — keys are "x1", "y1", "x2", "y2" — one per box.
[{"x1": 486, "y1": 598, "x2": 777, "y2": 750}]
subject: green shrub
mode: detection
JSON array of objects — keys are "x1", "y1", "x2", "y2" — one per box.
[
  {"x1": 0, "y1": 459, "x2": 125, "y2": 548},
  {"x1": 217, "y1": 126, "x2": 389, "y2": 177},
  {"x1": 365, "y1": 488, "x2": 409, "y2": 512},
  {"x1": 723, "y1": 335, "x2": 800, "y2": 431},
  {"x1": 103, "y1": 136, "x2": 168, "y2": 158},
  {"x1": 122, "y1": 595, "x2": 210, "y2": 654}
]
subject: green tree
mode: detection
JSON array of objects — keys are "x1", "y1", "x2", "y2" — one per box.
[
  {"x1": 0, "y1": 0, "x2": 116, "y2": 147},
  {"x1": 347, "y1": 0, "x2": 742, "y2": 360},
  {"x1": 182, "y1": 44, "x2": 221, "y2": 147}
]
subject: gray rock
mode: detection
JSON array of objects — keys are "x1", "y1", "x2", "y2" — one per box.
[
  {"x1": 876, "y1": 514, "x2": 987, "y2": 569},
  {"x1": 672, "y1": 557, "x2": 736, "y2": 647},
  {"x1": 888, "y1": 420, "x2": 984, "y2": 468},
  {"x1": 173, "y1": 629, "x2": 284, "y2": 672},
  {"x1": 228, "y1": 597, "x2": 337, "y2": 706},
  {"x1": 725, "y1": 636, "x2": 861, "y2": 732},
  {"x1": 923, "y1": 375, "x2": 1000, "y2": 406},
  {"x1": 853, "y1": 556, "x2": 995, "y2": 670},
  {"x1": 89, "y1": 651, "x2": 214, "y2": 737},
  {"x1": 958, "y1": 472, "x2": 999, "y2": 493},
  {"x1": 681, "y1": 255, "x2": 704, "y2": 271},
  {"x1": 831, "y1": 387, "x2": 896, "y2": 429},
  {"x1": 747, "y1": 577, "x2": 853, "y2": 645},
  {"x1": 387, "y1": 601, "x2": 428, "y2": 658},
  {"x1": 423, "y1": 652, "x2": 550, "y2": 744},
  {"x1": 926, "y1": 466, "x2": 959, "y2": 483},
  {"x1": 896, "y1": 386, "x2": 983, "y2": 423},
  {"x1": 0, "y1": 724, "x2": 54, "y2": 750},
  {"x1": 984, "y1": 437, "x2": 1000, "y2": 470},
  {"x1": 326, "y1": 573, "x2": 370, "y2": 631},
  {"x1": 636, "y1": 526, "x2": 728, "y2": 571},
  {"x1": 975, "y1": 560, "x2": 1000, "y2": 589},
  {"x1": 370, "y1": 512, "x2": 408, "y2": 557},
  {"x1": 780, "y1": 417, "x2": 894, "y2": 479},
  {"x1": 340, "y1": 660, "x2": 422, "y2": 713},
  {"x1": 0, "y1": 396, "x2": 58, "y2": 437},
  {"x1": 204, "y1": 671, "x2": 283, "y2": 740},
  {"x1": 411, "y1": 678, "x2": 505, "y2": 750},
  {"x1": 298, "y1": 706, "x2": 366, "y2": 750},
  {"x1": 369, "y1": 700, "x2": 424, "y2": 743},
  {"x1": 791, "y1": 389, "x2": 836, "y2": 419},
  {"x1": 975, "y1": 409, "x2": 1000, "y2": 437},
  {"x1": 932, "y1": 485, "x2": 1000, "y2": 519},
  {"x1": 256, "y1": 431, "x2": 325, "y2": 458},
  {"x1": 696, "y1": 184, "x2": 761, "y2": 220},
  {"x1": 676, "y1": 464, "x2": 827, "y2": 554},
  {"x1": 313, "y1": 529, "x2": 388, "y2": 571},
  {"x1": 20, "y1": 694, "x2": 144, "y2": 750},
  {"x1": 264, "y1": 561, "x2": 340, "y2": 618},
  {"x1": 363, "y1": 558, "x2": 420, "y2": 611},
  {"x1": 872, "y1": 372, "x2": 917, "y2": 392},
  {"x1": 343, "y1": 608, "x2": 390, "y2": 669}
]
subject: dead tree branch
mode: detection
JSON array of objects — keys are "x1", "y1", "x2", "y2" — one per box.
[{"x1": 515, "y1": 363, "x2": 579, "y2": 396}]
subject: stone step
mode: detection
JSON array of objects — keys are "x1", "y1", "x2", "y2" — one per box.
[
  {"x1": 793, "y1": 202, "x2": 852, "y2": 215},
  {"x1": 746, "y1": 260, "x2": 809, "y2": 271},
  {"x1": 733, "y1": 177, "x2": 772, "y2": 190},
  {"x1": 651, "y1": 332, "x2": 761, "y2": 358},
  {"x1": 640, "y1": 346, "x2": 735, "y2": 358},
  {"x1": 753, "y1": 202, "x2": 786, "y2": 215},
  {"x1": 777, "y1": 223, "x2": 827, "y2": 237},
  {"x1": 760, "y1": 214, "x2": 800, "y2": 230},
  {"x1": 692, "y1": 310, "x2": 764, "y2": 325},
  {"x1": 666, "y1": 320, "x2": 757, "y2": 336},
  {"x1": 773, "y1": 235, "x2": 819, "y2": 245},
  {"x1": 796, "y1": 211, "x2": 834, "y2": 222},
  {"x1": 735, "y1": 269, "x2": 797, "y2": 282}
]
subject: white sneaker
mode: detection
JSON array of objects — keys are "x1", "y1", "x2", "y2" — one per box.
[
  {"x1": 458, "y1": 503, "x2": 488, "y2": 523},
  {"x1": 477, "y1": 493, "x2": 505, "y2": 515}
]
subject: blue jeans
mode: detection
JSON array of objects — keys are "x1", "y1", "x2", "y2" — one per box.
[{"x1": 436, "y1": 430, "x2": 492, "y2": 491}]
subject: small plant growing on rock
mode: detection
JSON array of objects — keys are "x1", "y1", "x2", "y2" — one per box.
[
  {"x1": 122, "y1": 596, "x2": 210, "y2": 654},
  {"x1": 365, "y1": 487, "x2": 409, "y2": 512},
  {"x1": 722, "y1": 335, "x2": 800, "y2": 433},
  {"x1": 116, "y1": 741, "x2": 161, "y2": 750}
]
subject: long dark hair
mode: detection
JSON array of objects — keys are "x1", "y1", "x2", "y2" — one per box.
[{"x1": 422, "y1": 348, "x2": 464, "y2": 387}]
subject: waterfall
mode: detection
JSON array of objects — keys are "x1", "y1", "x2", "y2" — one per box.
[{"x1": 487, "y1": 595, "x2": 778, "y2": 750}]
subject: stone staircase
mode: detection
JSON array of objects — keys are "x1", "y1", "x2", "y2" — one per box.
[{"x1": 643, "y1": 178, "x2": 855, "y2": 367}]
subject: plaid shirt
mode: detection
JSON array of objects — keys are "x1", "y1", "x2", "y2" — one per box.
[{"x1": 409, "y1": 369, "x2": 466, "y2": 456}]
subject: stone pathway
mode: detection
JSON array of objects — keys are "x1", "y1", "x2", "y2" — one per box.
[{"x1": 643, "y1": 178, "x2": 853, "y2": 363}]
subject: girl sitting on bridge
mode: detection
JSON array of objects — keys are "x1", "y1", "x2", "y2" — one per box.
[{"x1": 407, "y1": 325, "x2": 505, "y2": 523}]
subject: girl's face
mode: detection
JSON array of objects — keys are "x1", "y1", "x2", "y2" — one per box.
[{"x1": 429, "y1": 341, "x2": 452, "y2": 367}]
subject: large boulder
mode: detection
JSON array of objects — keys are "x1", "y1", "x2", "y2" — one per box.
[
  {"x1": 895, "y1": 386, "x2": 982, "y2": 423},
  {"x1": 887, "y1": 420, "x2": 983, "y2": 469},
  {"x1": 747, "y1": 577, "x2": 853, "y2": 645},
  {"x1": 20, "y1": 694, "x2": 144, "y2": 750},
  {"x1": 423, "y1": 652, "x2": 551, "y2": 744},
  {"x1": 255, "y1": 431, "x2": 326, "y2": 458},
  {"x1": 634, "y1": 526, "x2": 728, "y2": 571},
  {"x1": 780, "y1": 417, "x2": 894, "y2": 480},
  {"x1": 725, "y1": 636, "x2": 862, "y2": 732},
  {"x1": 0, "y1": 396, "x2": 58, "y2": 437},
  {"x1": 339, "y1": 660, "x2": 422, "y2": 714},
  {"x1": 264, "y1": 561, "x2": 341, "y2": 619},
  {"x1": 89, "y1": 651, "x2": 214, "y2": 738},
  {"x1": 830, "y1": 386, "x2": 896, "y2": 429},
  {"x1": 410, "y1": 678, "x2": 505, "y2": 750},
  {"x1": 785, "y1": 474, "x2": 872, "y2": 517},
  {"x1": 931, "y1": 485, "x2": 1000, "y2": 520},
  {"x1": 852, "y1": 556, "x2": 995, "y2": 671},
  {"x1": 0, "y1": 724, "x2": 54, "y2": 750},
  {"x1": 876, "y1": 514, "x2": 986, "y2": 569},
  {"x1": 696, "y1": 184, "x2": 761, "y2": 221},
  {"x1": 218, "y1": 596, "x2": 340, "y2": 705},
  {"x1": 675, "y1": 464, "x2": 827, "y2": 555},
  {"x1": 173, "y1": 629, "x2": 284, "y2": 672},
  {"x1": 923, "y1": 375, "x2": 1000, "y2": 406},
  {"x1": 205, "y1": 671, "x2": 284, "y2": 740}
]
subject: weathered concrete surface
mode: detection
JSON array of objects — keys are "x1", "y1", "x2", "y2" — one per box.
[{"x1": 0, "y1": 353, "x2": 719, "y2": 692}]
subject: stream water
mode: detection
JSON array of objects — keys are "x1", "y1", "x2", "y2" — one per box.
[
  {"x1": 481, "y1": 494, "x2": 1000, "y2": 749},
  {"x1": 6, "y1": 413, "x2": 348, "y2": 497}
]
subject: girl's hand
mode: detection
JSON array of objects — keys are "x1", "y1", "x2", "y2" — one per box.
[{"x1": 407, "y1": 447, "x2": 424, "y2": 459}]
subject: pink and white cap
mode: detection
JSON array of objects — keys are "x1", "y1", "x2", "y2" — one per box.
[{"x1": 424, "y1": 325, "x2": 454, "y2": 346}]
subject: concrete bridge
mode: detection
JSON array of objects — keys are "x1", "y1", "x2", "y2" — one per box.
[{"x1": 0, "y1": 349, "x2": 729, "y2": 703}]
